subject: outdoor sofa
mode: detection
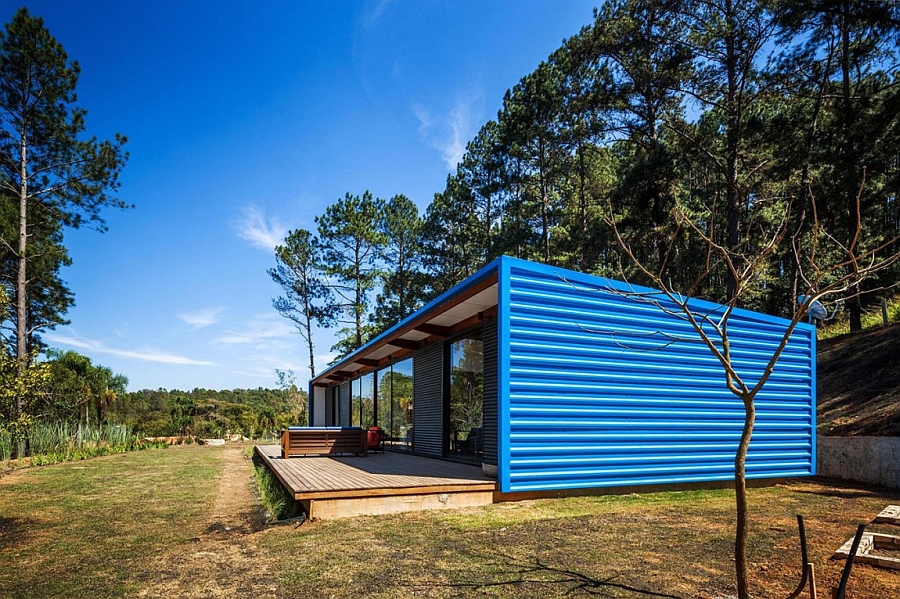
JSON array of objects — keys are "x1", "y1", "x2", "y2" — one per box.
[{"x1": 280, "y1": 426, "x2": 368, "y2": 458}]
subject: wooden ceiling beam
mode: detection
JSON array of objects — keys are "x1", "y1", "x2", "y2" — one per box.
[
  {"x1": 388, "y1": 338, "x2": 421, "y2": 350},
  {"x1": 413, "y1": 323, "x2": 452, "y2": 337}
]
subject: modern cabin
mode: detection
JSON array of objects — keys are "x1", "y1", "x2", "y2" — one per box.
[{"x1": 308, "y1": 256, "x2": 816, "y2": 495}]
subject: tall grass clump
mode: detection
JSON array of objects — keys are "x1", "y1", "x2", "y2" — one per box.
[
  {"x1": 252, "y1": 453, "x2": 301, "y2": 522},
  {"x1": 0, "y1": 429, "x2": 11, "y2": 469},
  {"x1": 0, "y1": 420, "x2": 169, "y2": 471}
]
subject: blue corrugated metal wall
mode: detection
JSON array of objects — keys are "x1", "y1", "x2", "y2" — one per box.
[{"x1": 500, "y1": 258, "x2": 816, "y2": 493}]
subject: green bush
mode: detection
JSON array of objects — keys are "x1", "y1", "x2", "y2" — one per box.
[
  {"x1": 819, "y1": 295, "x2": 900, "y2": 340},
  {"x1": 252, "y1": 453, "x2": 301, "y2": 522},
  {"x1": 0, "y1": 429, "x2": 11, "y2": 467}
]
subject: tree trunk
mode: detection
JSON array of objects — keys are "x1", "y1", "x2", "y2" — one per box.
[
  {"x1": 734, "y1": 393, "x2": 756, "y2": 599},
  {"x1": 355, "y1": 246, "x2": 363, "y2": 350},
  {"x1": 725, "y1": 0, "x2": 740, "y2": 302},
  {"x1": 539, "y1": 137, "x2": 550, "y2": 264},
  {"x1": 397, "y1": 247, "x2": 406, "y2": 318},
  {"x1": 790, "y1": 49, "x2": 829, "y2": 317},
  {"x1": 840, "y1": 0, "x2": 864, "y2": 332},
  {"x1": 485, "y1": 193, "x2": 493, "y2": 260},
  {"x1": 15, "y1": 129, "x2": 29, "y2": 420},
  {"x1": 578, "y1": 144, "x2": 588, "y2": 269},
  {"x1": 355, "y1": 282, "x2": 363, "y2": 349},
  {"x1": 306, "y1": 309, "x2": 316, "y2": 380}
]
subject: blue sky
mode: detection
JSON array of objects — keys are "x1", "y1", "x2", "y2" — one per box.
[{"x1": 8, "y1": 0, "x2": 596, "y2": 391}]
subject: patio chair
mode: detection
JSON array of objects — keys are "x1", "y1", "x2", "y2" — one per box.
[{"x1": 366, "y1": 426, "x2": 385, "y2": 454}]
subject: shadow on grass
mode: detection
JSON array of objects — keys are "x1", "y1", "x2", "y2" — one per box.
[
  {"x1": 0, "y1": 516, "x2": 35, "y2": 550},
  {"x1": 400, "y1": 549, "x2": 685, "y2": 598},
  {"x1": 790, "y1": 477, "x2": 898, "y2": 501}
]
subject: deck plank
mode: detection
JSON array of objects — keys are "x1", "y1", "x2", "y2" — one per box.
[{"x1": 255, "y1": 444, "x2": 496, "y2": 500}]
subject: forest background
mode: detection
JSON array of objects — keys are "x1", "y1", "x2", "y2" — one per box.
[
  {"x1": 273, "y1": 0, "x2": 900, "y2": 379},
  {"x1": 3, "y1": 0, "x2": 900, "y2": 443}
]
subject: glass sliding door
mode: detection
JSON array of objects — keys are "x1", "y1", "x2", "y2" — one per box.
[
  {"x1": 376, "y1": 367, "x2": 391, "y2": 434},
  {"x1": 351, "y1": 378, "x2": 361, "y2": 427},
  {"x1": 360, "y1": 372, "x2": 375, "y2": 428},
  {"x1": 448, "y1": 333, "x2": 484, "y2": 460},
  {"x1": 391, "y1": 359, "x2": 414, "y2": 449},
  {"x1": 348, "y1": 360, "x2": 413, "y2": 449}
]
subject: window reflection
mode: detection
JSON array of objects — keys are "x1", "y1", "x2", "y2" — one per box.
[
  {"x1": 448, "y1": 335, "x2": 483, "y2": 459},
  {"x1": 391, "y1": 359, "x2": 414, "y2": 449},
  {"x1": 360, "y1": 372, "x2": 374, "y2": 428},
  {"x1": 347, "y1": 359, "x2": 414, "y2": 450}
]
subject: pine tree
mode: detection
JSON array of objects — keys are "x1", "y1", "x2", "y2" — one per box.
[
  {"x1": 371, "y1": 194, "x2": 426, "y2": 332},
  {"x1": 315, "y1": 191, "x2": 385, "y2": 355},
  {"x1": 0, "y1": 8, "x2": 129, "y2": 419},
  {"x1": 269, "y1": 229, "x2": 336, "y2": 378}
]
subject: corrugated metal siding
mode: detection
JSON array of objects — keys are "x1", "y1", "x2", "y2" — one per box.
[
  {"x1": 502, "y1": 260, "x2": 816, "y2": 493},
  {"x1": 413, "y1": 343, "x2": 444, "y2": 457},
  {"x1": 483, "y1": 318, "x2": 499, "y2": 466},
  {"x1": 339, "y1": 381, "x2": 351, "y2": 427}
]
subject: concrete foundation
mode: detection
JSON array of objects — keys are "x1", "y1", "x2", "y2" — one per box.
[
  {"x1": 817, "y1": 436, "x2": 900, "y2": 489},
  {"x1": 302, "y1": 490, "x2": 495, "y2": 519}
]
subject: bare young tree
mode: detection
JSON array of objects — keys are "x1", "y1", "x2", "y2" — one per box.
[{"x1": 602, "y1": 172, "x2": 899, "y2": 598}]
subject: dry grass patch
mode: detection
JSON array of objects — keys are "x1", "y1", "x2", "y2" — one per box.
[{"x1": 263, "y1": 481, "x2": 900, "y2": 598}]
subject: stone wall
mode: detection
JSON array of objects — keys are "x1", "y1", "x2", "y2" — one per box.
[{"x1": 817, "y1": 436, "x2": 900, "y2": 489}]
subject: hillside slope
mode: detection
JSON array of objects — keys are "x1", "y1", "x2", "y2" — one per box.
[{"x1": 817, "y1": 322, "x2": 900, "y2": 436}]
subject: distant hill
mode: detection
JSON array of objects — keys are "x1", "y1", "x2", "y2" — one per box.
[{"x1": 817, "y1": 323, "x2": 900, "y2": 436}]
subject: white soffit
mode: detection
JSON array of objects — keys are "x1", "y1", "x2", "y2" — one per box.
[
  {"x1": 468, "y1": 284, "x2": 498, "y2": 307},
  {"x1": 399, "y1": 330, "x2": 429, "y2": 342},
  {"x1": 367, "y1": 345, "x2": 395, "y2": 360},
  {"x1": 426, "y1": 284, "x2": 499, "y2": 327},
  {"x1": 325, "y1": 282, "x2": 499, "y2": 381}
]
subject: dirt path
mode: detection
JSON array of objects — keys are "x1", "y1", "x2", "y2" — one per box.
[{"x1": 137, "y1": 446, "x2": 279, "y2": 597}]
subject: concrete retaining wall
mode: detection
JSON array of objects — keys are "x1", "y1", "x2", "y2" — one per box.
[{"x1": 817, "y1": 436, "x2": 900, "y2": 489}]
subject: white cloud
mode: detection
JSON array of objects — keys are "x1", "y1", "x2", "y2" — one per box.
[
  {"x1": 414, "y1": 104, "x2": 433, "y2": 135},
  {"x1": 315, "y1": 353, "x2": 337, "y2": 371},
  {"x1": 443, "y1": 103, "x2": 470, "y2": 169},
  {"x1": 362, "y1": 0, "x2": 394, "y2": 27},
  {"x1": 236, "y1": 206, "x2": 287, "y2": 251},
  {"x1": 215, "y1": 313, "x2": 295, "y2": 347},
  {"x1": 44, "y1": 333, "x2": 215, "y2": 366},
  {"x1": 413, "y1": 93, "x2": 481, "y2": 170},
  {"x1": 178, "y1": 306, "x2": 225, "y2": 329}
]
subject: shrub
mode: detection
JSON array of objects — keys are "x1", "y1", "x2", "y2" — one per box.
[
  {"x1": 0, "y1": 420, "x2": 169, "y2": 472},
  {"x1": 252, "y1": 453, "x2": 301, "y2": 522}
]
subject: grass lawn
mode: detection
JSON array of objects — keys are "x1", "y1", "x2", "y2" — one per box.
[
  {"x1": 2, "y1": 445, "x2": 900, "y2": 598},
  {"x1": 0, "y1": 445, "x2": 221, "y2": 599}
]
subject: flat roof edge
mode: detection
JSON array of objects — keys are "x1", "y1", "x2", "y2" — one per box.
[{"x1": 311, "y1": 257, "x2": 503, "y2": 386}]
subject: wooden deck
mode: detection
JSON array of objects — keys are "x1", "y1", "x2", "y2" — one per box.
[{"x1": 255, "y1": 444, "x2": 497, "y2": 519}]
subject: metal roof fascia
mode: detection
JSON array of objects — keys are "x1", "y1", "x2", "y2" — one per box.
[{"x1": 310, "y1": 256, "x2": 503, "y2": 386}]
